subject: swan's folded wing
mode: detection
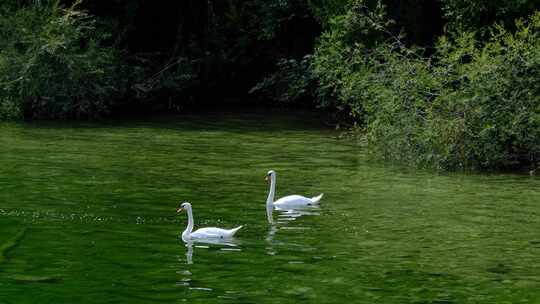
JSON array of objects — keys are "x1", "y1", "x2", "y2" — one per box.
[
  {"x1": 191, "y1": 227, "x2": 227, "y2": 238},
  {"x1": 274, "y1": 195, "x2": 312, "y2": 206}
]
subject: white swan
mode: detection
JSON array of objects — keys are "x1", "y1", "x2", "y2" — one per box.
[
  {"x1": 177, "y1": 202, "x2": 242, "y2": 242},
  {"x1": 265, "y1": 170, "x2": 323, "y2": 218}
]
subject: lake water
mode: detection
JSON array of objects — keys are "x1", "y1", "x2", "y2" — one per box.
[{"x1": 1, "y1": 111, "x2": 539, "y2": 303}]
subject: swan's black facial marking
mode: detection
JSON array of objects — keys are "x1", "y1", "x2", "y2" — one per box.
[{"x1": 265, "y1": 170, "x2": 275, "y2": 183}]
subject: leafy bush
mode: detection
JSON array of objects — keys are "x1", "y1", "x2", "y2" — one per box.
[
  {"x1": 312, "y1": 1, "x2": 540, "y2": 170},
  {"x1": 311, "y1": 0, "x2": 393, "y2": 121},
  {"x1": 424, "y1": 14, "x2": 540, "y2": 169},
  {"x1": 0, "y1": 1, "x2": 122, "y2": 119}
]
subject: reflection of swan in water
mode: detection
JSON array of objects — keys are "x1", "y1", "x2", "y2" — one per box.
[
  {"x1": 268, "y1": 207, "x2": 321, "y2": 223},
  {"x1": 265, "y1": 224, "x2": 278, "y2": 256},
  {"x1": 265, "y1": 170, "x2": 323, "y2": 223},
  {"x1": 275, "y1": 206, "x2": 320, "y2": 219},
  {"x1": 269, "y1": 205, "x2": 321, "y2": 224},
  {"x1": 186, "y1": 242, "x2": 194, "y2": 265},
  {"x1": 264, "y1": 223, "x2": 316, "y2": 257},
  {"x1": 178, "y1": 240, "x2": 240, "y2": 289},
  {"x1": 183, "y1": 238, "x2": 240, "y2": 265},
  {"x1": 265, "y1": 224, "x2": 278, "y2": 243}
]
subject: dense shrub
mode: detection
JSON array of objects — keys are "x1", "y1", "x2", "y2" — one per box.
[
  {"x1": 424, "y1": 15, "x2": 540, "y2": 169},
  {"x1": 0, "y1": 1, "x2": 121, "y2": 119},
  {"x1": 312, "y1": 1, "x2": 540, "y2": 170}
]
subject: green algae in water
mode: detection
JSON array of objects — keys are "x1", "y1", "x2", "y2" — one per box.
[
  {"x1": 0, "y1": 112, "x2": 540, "y2": 303},
  {"x1": 0, "y1": 229, "x2": 26, "y2": 264}
]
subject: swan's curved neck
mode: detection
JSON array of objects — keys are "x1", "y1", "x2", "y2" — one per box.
[
  {"x1": 266, "y1": 175, "x2": 276, "y2": 223},
  {"x1": 266, "y1": 175, "x2": 276, "y2": 206},
  {"x1": 183, "y1": 207, "x2": 194, "y2": 239}
]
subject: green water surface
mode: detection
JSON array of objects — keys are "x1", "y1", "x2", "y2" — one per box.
[{"x1": 1, "y1": 112, "x2": 539, "y2": 303}]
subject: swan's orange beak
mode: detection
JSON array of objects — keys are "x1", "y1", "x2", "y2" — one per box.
[
  {"x1": 177, "y1": 208, "x2": 183, "y2": 213},
  {"x1": 265, "y1": 175, "x2": 270, "y2": 182}
]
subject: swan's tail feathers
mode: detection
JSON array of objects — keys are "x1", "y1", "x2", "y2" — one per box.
[
  {"x1": 228, "y1": 225, "x2": 243, "y2": 237},
  {"x1": 311, "y1": 193, "x2": 324, "y2": 204}
]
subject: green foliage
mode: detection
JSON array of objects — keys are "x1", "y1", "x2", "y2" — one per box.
[
  {"x1": 440, "y1": 0, "x2": 539, "y2": 32},
  {"x1": 249, "y1": 56, "x2": 316, "y2": 104},
  {"x1": 312, "y1": 3, "x2": 540, "y2": 170},
  {"x1": 311, "y1": 0, "x2": 392, "y2": 120},
  {"x1": 0, "y1": 1, "x2": 121, "y2": 119},
  {"x1": 307, "y1": 0, "x2": 351, "y2": 26},
  {"x1": 424, "y1": 14, "x2": 540, "y2": 169}
]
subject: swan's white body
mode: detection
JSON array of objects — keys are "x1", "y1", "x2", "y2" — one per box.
[
  {"x1": 265, "y1": 170, "x2": 323, "y2": 221},
  {"x1": 273, "y1": 194, "x2": 324, "y2": 208},
  {"x1": 187, "y1": 227, "x2": 242, "y2": 239},
  {"x1": 178, "y1": 202, "x2": 242, "y2": 242}
]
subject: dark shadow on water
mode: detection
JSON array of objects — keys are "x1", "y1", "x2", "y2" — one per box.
[{"x1": 5, "y1": 108, "x2": 336, "y2": 133}]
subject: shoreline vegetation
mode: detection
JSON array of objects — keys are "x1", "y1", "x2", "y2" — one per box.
[{"x1": 1, "y1": 0, "x2": 538, "y2": 171}]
